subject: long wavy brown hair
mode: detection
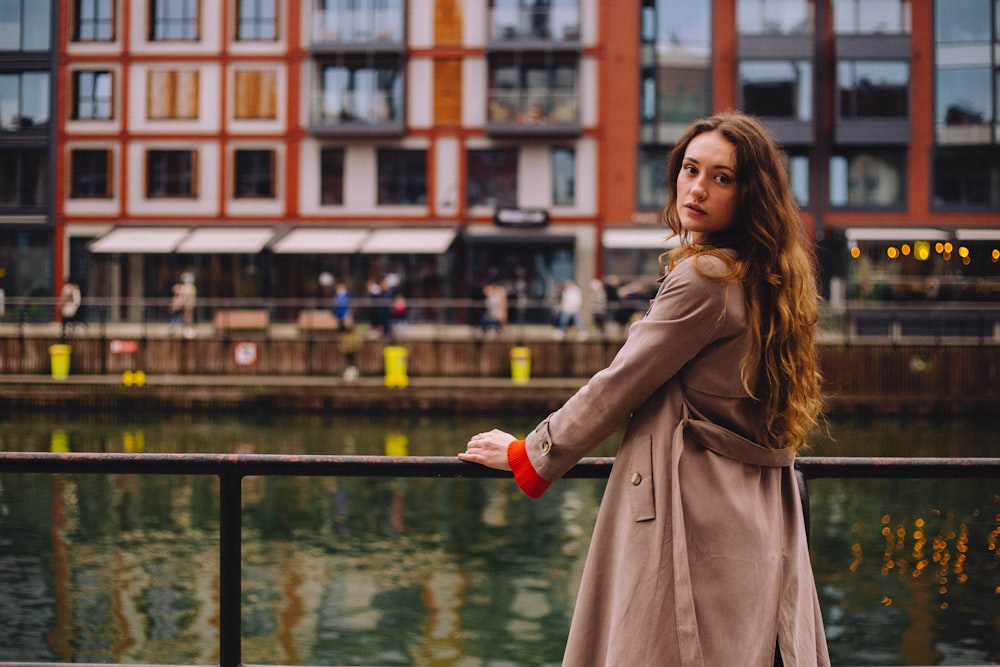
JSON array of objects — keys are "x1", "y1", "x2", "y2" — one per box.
[{"x1": 661, "y1": 112, "x2": 822, "y2": 451}]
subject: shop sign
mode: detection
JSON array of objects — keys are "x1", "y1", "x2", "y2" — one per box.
[
  {"x1": 110, "y1": 339, "x2": 139, "y2": 354},
  {"x1": 494, "y1": 207, "x2": 549, "y2": 228}
]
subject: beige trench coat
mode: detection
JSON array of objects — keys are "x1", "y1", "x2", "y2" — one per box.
[{"x1": 524, "y1": 254, "x2": 830, "y2": 666}]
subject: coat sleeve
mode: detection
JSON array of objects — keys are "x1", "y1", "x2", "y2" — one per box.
[{"x1": 524, "y1": 255, "x2": 737, "y2": 484}]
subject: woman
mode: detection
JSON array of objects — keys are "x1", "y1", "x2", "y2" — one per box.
[{"x1": 459, "y1": 112, "x2": 829, "y2": 666}]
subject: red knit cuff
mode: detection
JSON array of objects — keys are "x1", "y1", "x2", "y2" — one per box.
[{"x1": 508, "y1": 439, "x2": 551, "y2": 499}]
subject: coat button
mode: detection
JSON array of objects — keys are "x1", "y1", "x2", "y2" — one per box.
[
  {"x1": 630, "y1": 472, "x2": 642, "y2": 486},
  {"x1": 541, "y1": 440, "x2": 551, "y2": 454}
]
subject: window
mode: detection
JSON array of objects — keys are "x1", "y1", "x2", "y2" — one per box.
[
  {"x1": 739, "y1": 60, "x2": 813, "y2": 120},
  {"x1": 72, "y1": 71, "x2": 113, "y2": 120},
  {"x1": 74, "y1": 0, "x2": 114, "y2": 41},
  {"x1": 636, "y1": 146, "x2": 668, "y2": 210},
  {"x1": 488, "y1": 57, "x2": 578, "y2": 124},
  {"x1": 829, "y1": 148, "x2": 905, "y2": 207},
  {"x1": 146, "y1": 150, "x2": 195, "y2": 198},
  {"x1": 320, "y1": 62, "x2": 403, "y2": 125},
  {"x1": 466, "y1": 149, "x2": 517, "y2": 207},
  {"x1": 318, "y1": 0, "x2": 404, "y2": 44},
  {"x1": 933, "y1": 147, "x2": 1000, "y2": 208},
  {"x1": 0, "y1": 148, "x2": 47, "y2": 208},
  {"x1": 786, "y1": 150, "x2": 810, "y2": 207},
  {"x1": 234, "y1": 69, "x2": 277, "y2": 119},
  {"x1": 833, "y1": 0, "x2": 908, "y2": 35},
  {"x1": 150, "y1": 0, "x2": 199, "y2": 41},
  {"x1": 147, "y1": 70, "x2": 199, "y2": 120},
  {"x1": 838, "y1": 61, "x2": 909, "y2": 118},
  {"x1": 234, "y1": 149, "x2": 275, "y2": 198},
  {"x1": 737, "y1": 0, "x2": 812, "y2": 35},
  {"x1": 639, "y1": 0, "x2": 712, "y2": 130},
  {"x1": 237, "y1": 0, "x2": 276, "y2": 40},
  {"x1": 377, "y1": 149, "x2": 426, "y2": 205},
  {"x1": 320, "y1": 148, "x2": 344, "y2": 205},
  {"x1": 934, "y1": 0, "x2": 996, "y2": 143},
  {"x1": 70, "y1": 149, "x2": 111, "y2": 198},
  {"x1": 0, "y1": 0, "x2": 50, "y2": 50},
  {"x1": 552, "y1": 147, "x2": 575, "y2": 206},
  {"x1": 0, "y1": 72, "x2": 50, "y2": 130}
]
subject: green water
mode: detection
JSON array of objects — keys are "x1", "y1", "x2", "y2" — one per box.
[{"x1": 0, "y1": 412, "x2": 998, "y2": 666}]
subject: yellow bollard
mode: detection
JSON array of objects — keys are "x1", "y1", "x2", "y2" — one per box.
[
  {"x1": 48, "y1": 344, "x2": 71, "y2": 380},
  {"x1": 510, "y1": 346, "x2": 531, "y2": 384},
  {"x1": 383, "y1": 345, "x2": 409, "y2": 388}
]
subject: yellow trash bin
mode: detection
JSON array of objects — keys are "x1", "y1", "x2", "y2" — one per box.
[
  {"x1": 510, "y1": 346, "x2": 531, "y2": 384},
  {"x1": 383, "y1": 345, "x2": 409, "y2": 388},
  {"x1": 49, "y1": 344, "x2": 71, "y2": 380}
]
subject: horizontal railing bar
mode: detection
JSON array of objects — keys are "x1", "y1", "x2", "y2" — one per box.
[{"x1": 0, "y1": 452, "x2": 998, "y2": 479}]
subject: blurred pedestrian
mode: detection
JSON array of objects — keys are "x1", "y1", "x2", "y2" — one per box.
[
  {"x1": 555, "y1": 279, "x2": 582, "y2": 339},
  {"x1": 170, "y1": 272, "x2": 197, "y2": 339},
  {"x1": 59, "y1": 279, "x2": 82, "y2": 336}
]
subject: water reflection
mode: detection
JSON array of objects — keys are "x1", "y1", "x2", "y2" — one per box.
[{"x1": 0, "y1": 413, "x2": 998, "y2": 665}]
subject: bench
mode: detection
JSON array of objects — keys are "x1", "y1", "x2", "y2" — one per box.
[
  {"x1": 213, "y1": 309, "x2": 270, "y2": 331},
  {"x1": 296, "y1": 309, "x2": 340, "y2": 331}
]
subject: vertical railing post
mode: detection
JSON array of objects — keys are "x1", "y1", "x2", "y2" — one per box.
[{"x1": 219, "y1": 472, "x2": 242, "y2": 667}]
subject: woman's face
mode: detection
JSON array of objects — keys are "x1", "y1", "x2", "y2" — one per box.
[{"x1": 675, "y1": 130, "x2": 739, "y2": 243}]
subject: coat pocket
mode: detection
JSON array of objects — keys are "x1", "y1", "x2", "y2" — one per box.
[{"x1": 627, "y1": 436, "x2": 655, "y2": 522}]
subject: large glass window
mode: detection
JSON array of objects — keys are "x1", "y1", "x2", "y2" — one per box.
[
  {"x1": 70, "y1": 149, "x2": 111, "y2": 199},
  {"x1": 318, "y1": 0, "x2": 404, "y2": 44},
  {"x1": 488, "y1": 57, "x2": 578, "y2": 125},
  {"x1": 829, "y1": 148, "x2": 905, "y2": 208},
  {"x1": 934, "y1": 0, "x2": 996, "y2": 143},
  {"x1": 150, "y1": 0, "x2": 199, "y2": 41},
  {"x1": 73, "y1": 71, "x2": 113, "y2": 120},
  {"x1": 377, "y1": 149, "x2": 426, "y2": 205},
  {"x1": 737, "y1": 0, "x2": 812, "y2": 35},
  {"x1": 838, "y1": 61, "x2": 909, "y2": 118},
  {"x1": 234, "y1": 149, "x2": 275, "y2": 198},
  {"x1": 74, "y1": 0, "x2": 114, "y2": 41},
  {"x1": 786, "y1": 150, "x2": 810, "y2": 207},
  {"x1": 0, "y1": 0, "x2": 50, "y2": 50},
  {"x1": 0, "y1": 72, "x2": 50, "y2": 130},
  {"x1": 833, "y1": 0, "x2": 908, "y2": 35},
  {"x1": 933, "y1": 147, "x2": 1000, "y2": 208},
  {"x1": 636, "y1": 146, "x2": 669, "y2": 210},
  {"x1": 466, "y1": 148, "x2": 517, "y2": 208},
  {"x1": 236, "y1": 0, "x2": 276, "y2": 41},
  {"x1": 320, "y1": 148, "x2": 344, "y2": 205},
  {"x1": 0, "y1": 148, "x2": 47, "y2": 208},
  {"x1": 319, "y1": 62, "x2": 404, "y2": 125},
  {"x1": 639, "y1": 0, "x2": 711, "y2": 132},
  {"x1": 146, "y1": 150, "x2": 195, "y2": 198},
  {"x1": 552, "y1": 146, "x2": 575, "y2": 206},
  {"x1": 739, "y1": 60, "x2": 813, "y2": 120}
]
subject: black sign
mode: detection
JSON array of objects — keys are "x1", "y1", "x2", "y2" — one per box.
[{"x1": 494, "y1": 208, "x2": 549, "y2": 228}]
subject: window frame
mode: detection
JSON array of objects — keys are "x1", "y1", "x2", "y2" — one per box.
[
  {"x1": 233, "y1": 148, "x2": 276, "y2": 199},
  {"x1": 149, "y1": 0, "x2": 200, "y2": 41},
  {"x1": 70, "y1": 148, "x2": 112, "y2": 199},
  {"x1": 466, "y1": 148, "x2": 518, "y2": 208},
  {"x1": 551, "y1": 146, "x2": 575, "y2": 207},
  {"x1": 828, "y1": 147, "x2": 907, "y2": 209},
  {"x1": 73, "y1": 0, "x2": 115, "y2": 42},
  {"x1": 376, "y1": 148, "x2": 427, "y2": 206},
  {"x1": 319, "y1": 147, "x2": 345, "y2": 206},
  {"x1": 0, "y1": 148, "x2": 48, "y2": 208},
  {"x1": 72, "y1": 70, "x2": 114, "y2": 121},
  {"x1": 145, "y1": 149, "x2": 196, "y2": 198},
  {"x1": 235, "y1": 0, "x2": 277, "y2": 41},
  {"x1": 0, "y1": 71, "x2": 50, "y2": 130}
]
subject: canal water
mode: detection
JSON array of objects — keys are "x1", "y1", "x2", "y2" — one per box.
[{"x1": 0, "y1": 411, "x2": 998, "y2": 666}]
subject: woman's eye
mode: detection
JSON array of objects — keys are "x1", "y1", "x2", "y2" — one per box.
[{"x1": 715, "y1": 173, "x2": 733, "y2": 184}]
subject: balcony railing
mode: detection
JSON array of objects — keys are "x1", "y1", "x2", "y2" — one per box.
[
  {"x1": 309, "y1": 90, "x2": 404, "y2": 135},
  {"x1": 311, "y1": 7, "x2": 404, "y2": 47},
  {"x1": 487, "y1": 88, "x2": 580, "y2": 135},
  {"x1": 0, "y1": 451, "x2": 997, "y2": 667},
  {"x1": 490, "y1": 5, "x2": 580, "y2": 44}
]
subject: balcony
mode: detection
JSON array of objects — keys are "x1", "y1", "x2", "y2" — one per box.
[
  {"x1": 308, "y1": 90, "x2": 405, "y2": 137},
  {"x1": 310, "y1": 6, "x2": 405, "y2": 53},
  {"x1": 488, "y1": 3, "x2": 581, "y2": 48},
  {"x1": 486, "y1": 88, "x2": 580, "y2": 137}
]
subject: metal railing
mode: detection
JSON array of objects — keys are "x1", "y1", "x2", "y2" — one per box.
[
  {"x1": 4, "y1": 295, "x2": 1000, "y2": 343},
  {"x1": 1, "y1": 451, "x2": 998, "y2": 667}
]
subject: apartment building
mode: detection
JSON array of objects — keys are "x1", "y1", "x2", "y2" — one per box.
[{"x1": 34, "y1": 1, "x2": 1000, "y2": 319}]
